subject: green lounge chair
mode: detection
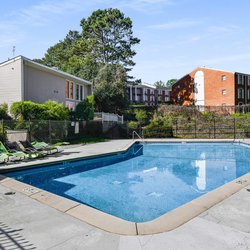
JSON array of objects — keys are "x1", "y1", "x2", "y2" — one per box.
[
  {"x1": 0, "y1": 153, "x2": 9, "y2": 164},
  {"x1": 0, "y1": 141, "x2": 25, "y2": 161},
  {"x1": 19, "y1": 140, "x2": 47, "y2": 157},
  {"x1": 32, "y1": 141, "x2": 63, "y2": 154},
  {"x1": 5, "y1": 141, "x2": 41, "y2": 159}
]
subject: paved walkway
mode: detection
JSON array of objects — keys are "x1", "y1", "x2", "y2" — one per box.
[{"x1": 0, "y1": 140, "x2": 250, "y2": 249}]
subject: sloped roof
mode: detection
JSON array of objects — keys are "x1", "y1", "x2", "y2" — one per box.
[{"x1": 0, "y1": 55, "x2": 92, "y2": 86}]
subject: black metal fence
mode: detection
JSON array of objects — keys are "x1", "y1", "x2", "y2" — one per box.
[
  {"x1": 136, "y1": 117, "x2": 250, "y2": 139},
  {"x1": 1, "y1": 119, "x2": 126, "y2": 143},
  {"x1": 1, "y1": 116, "x2": 250, "y2": 142},
  {"x1": 172, "y1": 117, "x2": 250, "y2": 139}
]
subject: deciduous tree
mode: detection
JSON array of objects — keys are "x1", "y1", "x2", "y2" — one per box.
[{"x1": 94, "y1": 64, "x2": 128, "y2": 113}]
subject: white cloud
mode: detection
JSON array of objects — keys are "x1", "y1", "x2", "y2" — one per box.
[
  {"x1": 120, "y1": 0, "x2": 175, "y2": 13},
  {"x1": 169, "y1": 23, "x2": 240, "y2": 47},
  {"x1": 208, "y1": 25, "x2": 239, "y2": 34},
  {"x1": 149, "y1": 19, "x2": 200, "y2": 30},
  {"x1": 9, "y1": 0, "x2": 96, "y2": 26}
]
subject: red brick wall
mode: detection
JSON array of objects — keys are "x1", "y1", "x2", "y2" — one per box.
[
  {"x1": 172, "y1": 69, "x2": 196, "y2": 105},
  {"x1": 202, "y1": 68, "x2": 235, "y2": 106},
  {"x1": 172, "y1": 67, "x2": 235, "y2": 106}
]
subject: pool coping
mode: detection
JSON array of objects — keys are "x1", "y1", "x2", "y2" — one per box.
[
  {"x1": 0, "y1": 138, "x2": 245, "y2": 173},
  {"x1": 0, "y1": 139, "x2": 250, "y2": 235}
]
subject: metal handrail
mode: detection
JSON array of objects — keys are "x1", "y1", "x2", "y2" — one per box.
[
  {"x1": 132, "y1": 130, "x2": 145, "y2": 156},
  {"x1": 132, "y1": 130, "x2": 144, "y2": 142}
]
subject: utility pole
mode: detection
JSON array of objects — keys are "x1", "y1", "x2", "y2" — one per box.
[{"x1": 12, "y1": 46, "x2": 16, "y2": 58}]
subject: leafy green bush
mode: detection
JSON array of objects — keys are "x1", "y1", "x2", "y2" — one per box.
[
  {"x1": 157, "y1": 105, "x2": 199, "y2": 119},
  {"x1": 128, "y1": 121, "x2": 139, "y2": 130},
  {"x1": 10, "y1": 101, "x2": 40, "y2": 120},
  {"x1": 75, "y1": 99, "x2": 94, "y2": 121},
  {"x1": 41, "y1": 100, "x2": 69, "y2": 120},
  {"x1": 0, "y1": 103, "x2": 11, "y2": 120},
  {"x1": 0, "y1": 125, "x2": 6, "y2": 143},
  {"x1": 10, "y1": 100, "x2": 69, "y2": 121},
  {"x1": 134, "y1": 109, "x2": 148, "y2": 126},
  {"x1": 143, "y1": 117, "x2": 173, "y2": 138}
]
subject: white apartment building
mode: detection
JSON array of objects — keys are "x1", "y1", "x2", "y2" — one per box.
[{"x1": 0, "y1": 56, "x2": 92, "y2": 110}]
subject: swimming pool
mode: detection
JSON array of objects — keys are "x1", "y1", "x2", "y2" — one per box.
[{"x1": 5, "y1": 142, "x2": 250, "y2": 223}]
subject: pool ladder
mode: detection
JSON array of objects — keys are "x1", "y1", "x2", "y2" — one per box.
[
  {"x1": 132, "y1": 131, "x2": 145, "y2": 155},
  {"x1": 132, "y1": 131, "x2": 144, "y2": 142}
]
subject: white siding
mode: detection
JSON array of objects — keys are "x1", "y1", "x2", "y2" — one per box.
[
  {"x1": 24, "y1": 63, "x2": 66, "y2": 104},
  {"x1": 0, "y1": 58, "x2": 22, "y2": 107},
  {"x1": 0, "y1": 56, "x2": 92, "y2": 110},
  {"x1": 194, "y1": 71, "x2": 205, "y2": 106},
  {"x1": 24, "y1": 63, "x2": 92, "y2": 108}
]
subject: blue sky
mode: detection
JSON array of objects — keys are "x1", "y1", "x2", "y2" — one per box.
[{"x1": 1, "y1": 0, "x2": 250, "y2": 84}]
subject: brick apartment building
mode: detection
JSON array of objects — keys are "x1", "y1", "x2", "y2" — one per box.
[
  {"x1": 127, "y1": 83, "x2": 171, "y2": 106},
  {"x1": 172, "y1": 67, "x2": 250, "y2": 108}
]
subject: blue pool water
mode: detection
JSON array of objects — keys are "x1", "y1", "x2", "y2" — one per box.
[{"x1": 5, "y1": 142, "x2": 250, "y2": 222}]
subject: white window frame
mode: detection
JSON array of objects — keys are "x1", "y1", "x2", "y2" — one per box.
[
  {"x1": 221, "y1": 75, "x2": 226, "y2": 81},
  {"x1": 221, "y1": 89, "x2": 226, "y2": 96}
]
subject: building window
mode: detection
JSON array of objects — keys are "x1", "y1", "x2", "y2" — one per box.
[
  {"x1": 66, "y1": 101, "x2": 75, "y2": 111},
  {"x1": 70, "y1": 81, "x2": 74, "y2": 99},
  {"x1": 237, "y1": 88, "x2": 244, "y2": 99},
  {"x1": 65, "y1": 80, "x2": 69, "y2": 98},
  {"x1": 248, "y1": 76, "x2": 250, "y2": 86},
  {"x1": 248, "y1": 89, "x2": 250, "y2": 100},
  {"x1": 221, "y1": 89, "x2": 226, "y2": 96},
  {"x1": 221, "y1": 75, "x2": 226, "y2": 81},
  {"x1": 76, "y1": 84, "x2": 80, "y2": 100},
  {"x1": 238, "y1": 75, "x2": 243, "y2": 85},
  {"x1": 80, "y1": 86, "x2": 83, "y2": 101}
]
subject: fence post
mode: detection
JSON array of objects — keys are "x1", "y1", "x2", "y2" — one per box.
[
  {"x1": 28, "y1": 119, "x2": 31, "y2": 142},
  {"x1": 176, "y1": 119, "x2": 178, "y2": 137},
  {"x1": 233, "y1": 117, "x2": 236, "y2": 140},
  {"x1": 1, "y1": 119, "x2": 4, "y2": 139},
  {"x1": 49, "y1": 120, "x2": 52, "y2": 144},
  {"x1": 194, "y1": 118, "x2": 197, "y2": 139},
  {"x1": 213, "y1": 117, "x2": 216, "y2": 139},
  {"x1": 64, "y1": 120, "x2": 67, "y2": 139}
]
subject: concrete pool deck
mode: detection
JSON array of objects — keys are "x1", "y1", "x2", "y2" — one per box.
[{"x1": 0, "y1": 139, "x2": 250, "y2": 249}]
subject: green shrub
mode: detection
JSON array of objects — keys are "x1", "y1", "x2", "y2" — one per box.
[
  {"x1": 10, "y1": 100, "x2": 69, "y2": 121},
  {"x1": 143, "y1": 117, "x2": 173, "y2": 138},
  {"x1": 0, "y1": 103, "x2": 11, "y2": 120},
  {"x1": 134, "y1": 109, "x2": 148, "y2": 126},
  {"x1": 41, "y1": 100, "x2": 69, "y2": 120},
  {"x1": 0, "y1": 125, "x2": 6, "y2": 143},
  {"x1": 128, "y1": 121, "x2": 139, "y2": 130},
  {"x1": 75, "y1": 99, "x2": 94, "y2": 121}
]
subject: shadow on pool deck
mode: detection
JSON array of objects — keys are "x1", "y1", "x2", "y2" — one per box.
[{"x1": 0, "y1": 221, "x2": 36, "y2": 250}]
